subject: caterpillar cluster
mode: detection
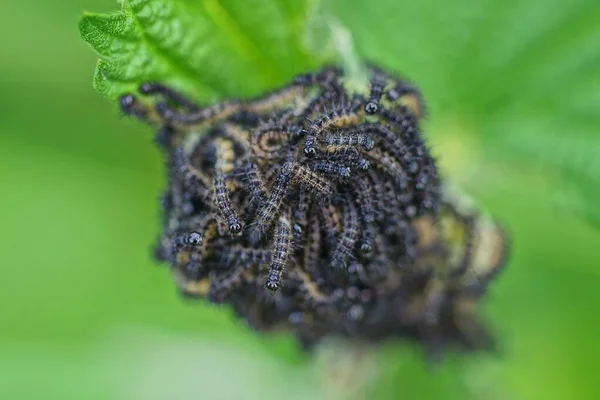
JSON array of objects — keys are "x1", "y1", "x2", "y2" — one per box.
[{"x1": 121, "y1": 66, "x2": 509, "y2": 355}]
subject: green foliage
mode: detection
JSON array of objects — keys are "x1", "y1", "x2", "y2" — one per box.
[
  {"x1": 327, "y1": 0, "x2": 600, "y2": 227},
  {"x1": 78, "y1": 0, "x2": 328, "y2": 101}
]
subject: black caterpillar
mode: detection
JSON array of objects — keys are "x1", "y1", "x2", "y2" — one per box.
[{"x1": 120, "y1": 66, "x2": 509, "y2": 355}]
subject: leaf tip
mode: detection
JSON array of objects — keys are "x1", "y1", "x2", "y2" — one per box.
[{"x1": 78, "y1": 11, "x2": 97, "y2": 39}]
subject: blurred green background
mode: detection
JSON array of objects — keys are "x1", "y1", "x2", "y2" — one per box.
[{"x1": 1, "y1": 0, "x2": 599, "y2": 399}]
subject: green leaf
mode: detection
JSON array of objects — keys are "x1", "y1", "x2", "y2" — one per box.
[
  {"x1": 79, "y1": 0, "x2": 331, "y2": 102},
  {"x1": 327, "y1": 0, "x2": 600, "y2": 228}
]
